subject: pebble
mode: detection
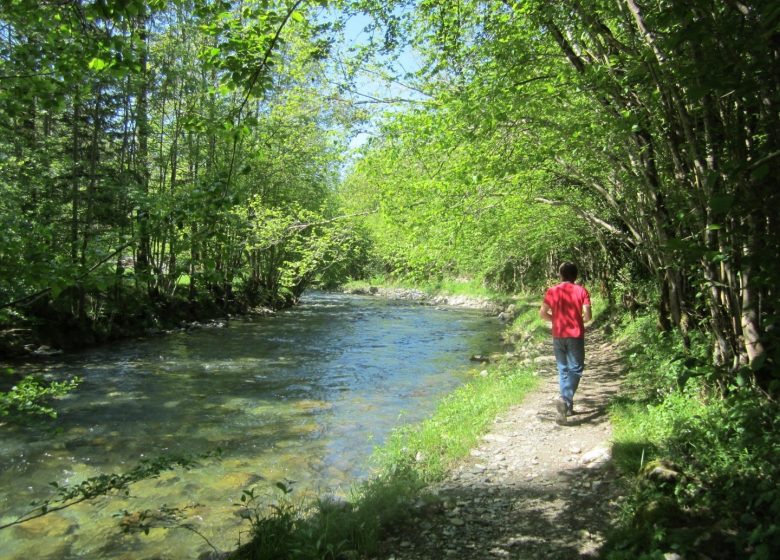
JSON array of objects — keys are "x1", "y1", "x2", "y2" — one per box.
[{"x1": 380, "y1": 335, "x2": 622, "y2": 559}]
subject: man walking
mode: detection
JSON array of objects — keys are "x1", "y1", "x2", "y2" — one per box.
[{"x1": 539, "y1": 262, "x2": 592, "y2": 425}]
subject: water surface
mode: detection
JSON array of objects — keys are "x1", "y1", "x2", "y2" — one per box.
[{"x1": 0, "y1": 292, "x2": 503, "y2": 559}]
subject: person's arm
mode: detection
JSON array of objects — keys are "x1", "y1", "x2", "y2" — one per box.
[
  {"x1": 540, "y1": 302, "x2": 553, "y2": 322},
  {"x1": 582, "y1": 304, "x2": 592, "y2": 323}
]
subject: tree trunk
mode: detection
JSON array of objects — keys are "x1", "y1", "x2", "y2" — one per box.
[{"x1": 134, "y1": 18, "x2": 152, "y2": 292}]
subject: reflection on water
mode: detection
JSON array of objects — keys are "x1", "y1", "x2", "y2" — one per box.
[{"x1": 0, "y1": 292, "x2": 503, "y2": 559}]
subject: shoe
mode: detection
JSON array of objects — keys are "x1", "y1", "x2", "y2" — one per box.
[
  {"x1": 568, "y1": 404, "x2": 575, "y2": 416},
  {"x1": 556, "y1": 398, "x2": 568, "y2": 425}
]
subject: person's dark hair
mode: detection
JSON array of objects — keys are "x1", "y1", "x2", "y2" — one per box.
[{"x1": 559, "y1": 262, "x2": 578, "y2": 282}]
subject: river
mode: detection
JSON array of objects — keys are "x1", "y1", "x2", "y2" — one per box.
[{"x1": 0, "y1": 291, "x2": 504, "y2": 559}]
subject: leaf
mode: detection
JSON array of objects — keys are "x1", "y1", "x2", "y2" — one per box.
[{"x1": 88, "y1": 57, "x2": 108, "y2": 71}]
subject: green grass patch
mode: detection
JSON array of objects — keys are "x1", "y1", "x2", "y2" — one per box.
[
  {"x1": 373, "y1": 360, "x2": 538, "y2": 481},
  {"x1": 230, "y1": 360, "x2": 538, "y2": 560}
]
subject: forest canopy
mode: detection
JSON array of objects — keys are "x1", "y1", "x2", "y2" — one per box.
[
  {"x1": 340, "y1": 0, "x2": 779, "y2": 380},
  {"x1": 0, "y1": 0, "x2": 370, "y2": 352},
  {"x1": 1, "y1": 0, "x2": 778, "y2": 383}
]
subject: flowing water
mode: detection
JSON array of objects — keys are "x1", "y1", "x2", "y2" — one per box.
[{"x1": 0, "y1": 292, "x2": 504, "y2": 559}]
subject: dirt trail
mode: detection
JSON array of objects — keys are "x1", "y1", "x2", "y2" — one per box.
[{"x1": 379, "y1": 332, "x2": 625, "y2": 560}]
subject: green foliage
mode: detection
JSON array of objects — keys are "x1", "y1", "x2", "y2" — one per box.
[
  {"x1": 235, "y1": 482, "x2": 305, "y2": 560},
  {"x1": 616, "y1": 313, "x2": 711, "y2": 402},
  {"x1": 347, "y1": 0, "x2": 779, "y2": 373},
  {"x1": 233, "y1": 471, "x2": 425, "y2": 560},
  {"x1": 0, "y1": 0, "x2": 360, "y2": 343},
  {"x1": 0, "y1": 372, "x2": 80, "y2": 419},
  {"x1": 340, "y1": 103, "x2": 597, "y2": 291},
  {"x1": 607, "y1": 313, "x2": 780, "y2": 559}
]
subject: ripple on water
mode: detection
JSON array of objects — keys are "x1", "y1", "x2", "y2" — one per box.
[{"x1": 0, "y1": 292, "x2": 503, "y2": 559}]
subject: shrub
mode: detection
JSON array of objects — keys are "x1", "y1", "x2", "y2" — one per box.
[{"x1": 607, "y1": 312, "x2": 780, "y2": 559}]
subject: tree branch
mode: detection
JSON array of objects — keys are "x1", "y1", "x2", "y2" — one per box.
[
  {"x1": 535, "y1": 196, "x2": 631, "y2": 243},
  {"x1": 0, "y1": 240, "x2": 136, "y2": 310},
  {"x1": 236, "y1": 0, "x2": 307, "y2": 116}
]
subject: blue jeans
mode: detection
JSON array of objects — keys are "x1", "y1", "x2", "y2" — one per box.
[{"x1": 552, "y1": 337, "x2": 585, "y2": 408}]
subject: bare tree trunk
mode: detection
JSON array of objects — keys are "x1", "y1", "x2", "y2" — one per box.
[
  {"x1": 70, "y1": 98, "x2": 82, "y2": 269},
  {"x1": 77, "y1": 86, "x2": 104, "y2": 321},
  {"x1": 134, "y1": 18, "x2": 152, "y2": 293}
]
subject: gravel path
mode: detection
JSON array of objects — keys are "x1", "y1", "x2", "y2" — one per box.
[{"x1": 378, "y1": 332, "x2": 625, "y2": 559}]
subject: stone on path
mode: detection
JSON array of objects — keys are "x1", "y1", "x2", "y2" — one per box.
[{"x1": 380, "y1": 333, "x2": 623, "y2": 560}]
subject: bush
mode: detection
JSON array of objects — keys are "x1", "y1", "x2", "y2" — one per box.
[
  {"x1": 607, "y1": 313, "x2": 780, "y2": 559},
  {"x1": 0, "y1": 371, "x2": 79, "y2": 419},
  {"x1": 616, "y1": 313, "x2": 710, "y2": 403}
]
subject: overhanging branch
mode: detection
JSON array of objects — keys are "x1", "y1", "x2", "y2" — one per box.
[{"x1": 535, "y1": 197, "x2": 632, "y2": 245}]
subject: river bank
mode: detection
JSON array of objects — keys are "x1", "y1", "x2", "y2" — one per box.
[
  {"x1": 1, "y1": 293, "x2": 508, "y2": 560},
  {"x1": 340, "y1": 284, "x2": 531, "y2": 320},
  {"x1": 2, "y1": 283, "x2": 513, "y2": 362},
  {"x1": 342, "y1": 285, "x2": 502, "y2": 311},
  {"x1": 376, "y1": 331, "x2": 624, "y2": 559},
  {"x1": 0, "y1": 293, "x2": 280, "y2": 362}
]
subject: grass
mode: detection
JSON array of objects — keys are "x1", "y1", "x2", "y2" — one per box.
[
  {"x1": 374, "y1": 359, "x2": 538, "y2": 481},
  {"x1": 229, "y1": 359, "x2": 539, "y2": 560}
]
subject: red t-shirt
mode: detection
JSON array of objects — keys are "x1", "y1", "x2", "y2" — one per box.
[{"x1": 543, "y1": 282, "x2": 591, "y2": 338}]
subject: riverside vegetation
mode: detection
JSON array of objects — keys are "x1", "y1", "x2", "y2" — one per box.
[{"x1": 1, "y1": 1, "x2": 778, "y2": 559}]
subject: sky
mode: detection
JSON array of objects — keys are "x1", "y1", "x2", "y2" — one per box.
[{"x1": 323, "y1": 8, "x2": 427, "y2": 151}]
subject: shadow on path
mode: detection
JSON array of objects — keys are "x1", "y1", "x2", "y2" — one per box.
[{"x1": 380, "y1": 331, "x2": 625, "y2": 559}]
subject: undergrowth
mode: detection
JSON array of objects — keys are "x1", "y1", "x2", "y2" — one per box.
[{"x1": 606, "y1": 313, "x2": 780, "y2": 560}]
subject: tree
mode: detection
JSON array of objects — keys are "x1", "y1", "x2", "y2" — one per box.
[
  {"x1": 0, "y1": 0, "x2": 360, "y2": 350},
  {"x1": 346, "y1": 0, "x2": 779, "y2": 377}
]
